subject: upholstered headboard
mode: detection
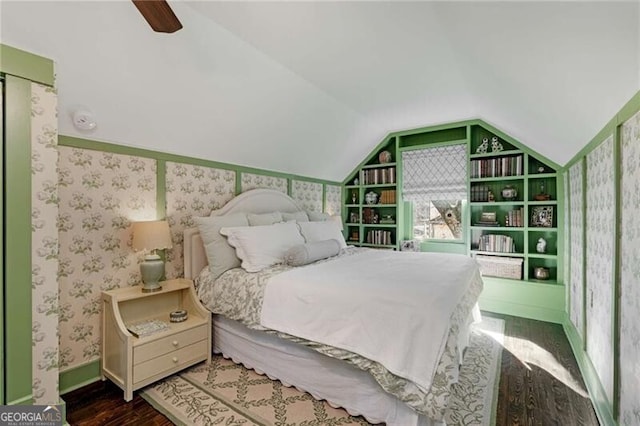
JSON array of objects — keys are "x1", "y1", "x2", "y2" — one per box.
[{"x1": 183, "y1": 188, "x2": 305, "y2": 279}]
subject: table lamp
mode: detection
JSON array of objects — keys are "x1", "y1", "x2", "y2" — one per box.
[{"x1": 131, "y1": 220, "x2": 173, "y2": 293}]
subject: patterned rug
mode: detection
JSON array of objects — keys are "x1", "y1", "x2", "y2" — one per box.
[{"x1": 141, "y1": 317, "x2": 504, "y2": 426}]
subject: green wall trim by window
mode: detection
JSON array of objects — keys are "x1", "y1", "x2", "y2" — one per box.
[{"x1": 0, "y1": 44, "x2": 55, "y2": 87}]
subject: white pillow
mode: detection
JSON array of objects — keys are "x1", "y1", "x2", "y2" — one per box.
[
  {"x1": 284, "y1": 239, "x2": 341, "y2": 266},
  {"x1": 307, "y1": 211, "x2": 330, "y2": 222},
  {"x1": 247, "y1": 212, "x2": 283, "y2": 226},
  {"x1": 194, "y1": 213, "x2": 248, "y2": 280},
  {"x1": 220, "y1": 222, "x2": 305, "y2": 272},
  {"x1": 297, "y1": 221, "x2": 347, "y2": 249},
  {"x1": 282, "y1": 211, "x2": 309, "y2": 222}
]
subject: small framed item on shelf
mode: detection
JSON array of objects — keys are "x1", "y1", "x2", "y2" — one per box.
[{"x1": 531, "y1": 206, "x2": 554, "y2": 227}]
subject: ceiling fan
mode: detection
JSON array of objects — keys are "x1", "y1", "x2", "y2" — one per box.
[{"x1": 132, "y1": 0, "x2": 183, "y2": 33}]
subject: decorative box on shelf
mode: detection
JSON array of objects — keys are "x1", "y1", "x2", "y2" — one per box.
[{"x1": 475, "y1": 255, "x2": 523, "y2": 280}]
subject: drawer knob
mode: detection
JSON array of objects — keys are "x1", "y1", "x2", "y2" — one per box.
[
  {"x1": 172, "y1": 340, "x2": 179, "y2": 347},
  {"x1": 172, "y1": 357, "x2": 178, "y2": 363}
]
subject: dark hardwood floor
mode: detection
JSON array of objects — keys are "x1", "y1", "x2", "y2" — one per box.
[{"x1": 64, "y1": 314, "x2": 599, "y2": 425}]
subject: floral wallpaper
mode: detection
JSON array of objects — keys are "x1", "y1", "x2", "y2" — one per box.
[
  {"x1": 568, "y1": 161, "x2": 584, "y2": 338},
  {"x1": 240, "y1": 172, "x2": 287, "y2": 194},
  {"x1": 165, "y1": 162, "x2": 235, "y2": 279},
  {"x1": 30, "y1": 83, "x2": 59, "y2": 404},
  {"x1": 58, "y1": 148, "x2": 157, "y2": 372},
  {"x1": 291, "y1": 180, "x2": 323, "y2": 212},
  {"x1": 585, "y1": 135, "x2": 615, "y2": 403},
  {"x1": 324, "y1": 184, "x2": 342, "y2": 216},
  {"x1": 619, "y1": 110, "x2": 640, "y2": 425}
]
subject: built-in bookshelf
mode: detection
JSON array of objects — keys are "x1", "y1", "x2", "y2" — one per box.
[
  {"x1": 344, "y1": 137, "x2": 398, "y2": 249},
  {"x1": 469, "y1": 125, "x2": 559, "y2": 283}
]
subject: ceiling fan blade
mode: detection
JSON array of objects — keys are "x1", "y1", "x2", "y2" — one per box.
[{"x1": 132, "y1": 0, "x2": 183, "y2": 33}]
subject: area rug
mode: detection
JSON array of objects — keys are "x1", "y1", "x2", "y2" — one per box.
[{"x1": 141, "y1": 316, "x2": 504, "y2": 426}]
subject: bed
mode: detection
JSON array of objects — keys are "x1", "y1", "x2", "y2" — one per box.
[{"x1": 183, "y1": 189, "x2": 483, "y2": 426}]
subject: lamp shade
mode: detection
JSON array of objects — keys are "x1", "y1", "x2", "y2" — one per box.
[{"x1": 132, "y1": 220, "x2": 173, "y2": 252}]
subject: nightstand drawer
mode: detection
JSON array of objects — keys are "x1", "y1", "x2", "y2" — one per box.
[
  {"x1": 134, "y1": 324, "x2": 208, "y2": 364},
  {"x1": 133, "y1": 340, "x2": 208, "y2": 384}
]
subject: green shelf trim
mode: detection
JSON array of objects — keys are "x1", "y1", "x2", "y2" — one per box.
[
  {"x1": 345, "y1": 185, "x2": 359, "y2": 189},
  {"x1": 527, "y1": 200, "x2": 557, "y2": 205},
  {"x1": 470, "y1": 201, "x2": 525, "y2": 206},
  {"x1": 345, "y1": 204, "x2": 360, "y2": 207},
  {"x1": 469, "y1": 175, "x2": 524, "y2": 182},
  {"x1": 361, "y1": 162, "x2": 396, "y2": 169},
  {"x1": 469, "y1": 149, "x2": 523, "y2": 159},
  {"x1": 470, "y1": 226, "x2": 525, "y2": 231},
  {"x1": 529, "y1": 227, "x2": 558, "y2": 232},
  {"x1": 527, "y1": 172, "x2": 557, "y2": 179},
  {"x1": 360, "y1": 243, "x2": 397, "y2": 248},
  {"x1": 471, "y1": 250, "x2": 525, "y2": 257},
  {"x1": 359, "y1": 204, "x2": 397, "y2": 207},
  {"x1": 361, "y1": 183, "x2": 397, "y2": 188},
  {"x1": 362, "y1": 224, "x2": 397, "y2": 228},
  {"x1": 345, "y1": 223, "x2": 360, "y2": 226},
  {"x1": 528, "y1": 279, "x2": 559, "y2": 285},
  {"x1": 527, "y1": 253, "x2": 558, "y2": 260}
]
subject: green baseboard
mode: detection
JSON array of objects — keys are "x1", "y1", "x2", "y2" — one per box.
[
  {"x1": 7, "y1": 394, "x2": 33, "y2": 405},
  {"x1": 563, "y1": 316, "x2": 616, "y2": 426},
  {"x1": 59, "y1": 360, "x2": 101, "y2": 395},
  {"x1": 478, "y1": 278, "x2": 566, "y2": 324}
]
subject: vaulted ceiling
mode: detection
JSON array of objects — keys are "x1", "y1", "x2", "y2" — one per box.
[{"x1": 2, "y1": 1, "x2": 638, "y2": 181}]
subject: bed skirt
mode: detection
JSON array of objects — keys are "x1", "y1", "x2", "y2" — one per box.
[{"x1": 212, "y1": 314, "x2": 463, "y2": 426}]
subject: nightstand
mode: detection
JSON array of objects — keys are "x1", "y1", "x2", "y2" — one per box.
[{"x1": 101, "y1": 278, "x2": 212, "y2": 401}]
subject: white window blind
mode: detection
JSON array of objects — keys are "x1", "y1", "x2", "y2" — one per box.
[{"x1": 402, "y1": 144, "x2": 467, "y2": 201}]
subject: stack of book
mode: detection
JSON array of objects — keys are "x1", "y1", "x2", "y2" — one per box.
[
  {"x1": 360, "y1": 167, "x2": 396, "y2": 185},
  {"x1": 366, "y1": 230, "x2": 393, "y2": 245},
  {"x1": 470, "y1": 185, "x2": 490, "y2": 202},
  {"x1": 379, "y1": 189, "x2": 396, "y2": 204},
  {"x1": 505, "y1": 207, "x2": 524, "y2": 227},
  {"x1": 478, "y1": 234, "x2": 516, "y2": 253},
  {"x1": 470, "y1": 154, "x2": 523, "y2": 178}
]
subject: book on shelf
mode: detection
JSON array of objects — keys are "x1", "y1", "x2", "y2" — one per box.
[
  {"x1": 360, "y1": 167, "x2": 396, "y2": 185},
  {"x1": 126, "y1": 319, "x2": 170, "y2": 338},
  {"x1": 505, "y1": 207, "x2": 525, "y2": 227},
  {"x1": 366, "y1": 229, "x2": 393, "y2": 245},
  {"x1": 380, "y1": 189, "x2": 396, "y2": 204},
  {"x1": 475, "y1": 221, "x2": 500, "y2": 227},
  {"x1": 477, "y1": 234, "x2": 516, "y2": 253},
  {"x1": 470, "y1": 154, "x2": 523, "y2": 178}
]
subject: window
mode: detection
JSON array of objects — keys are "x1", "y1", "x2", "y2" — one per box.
[
  {"x1": 413, "y1": 200, "x2": 463, "y2": 240},
  {"x1": 402, "y1": 144, "x2": 467, "y2": 241}
]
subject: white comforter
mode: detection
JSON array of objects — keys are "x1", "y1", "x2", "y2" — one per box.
[{"x1": 260, "y1": 249, "x2": 481, "y2": 393}]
